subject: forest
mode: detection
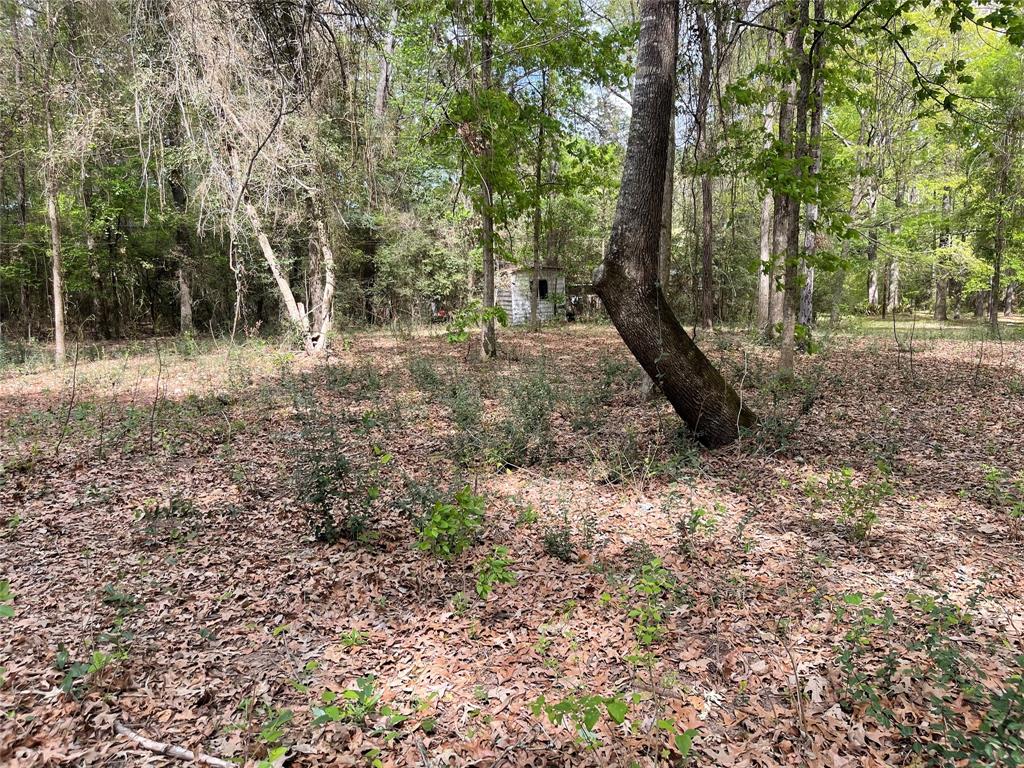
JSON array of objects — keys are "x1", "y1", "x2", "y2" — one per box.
[{"x1": 1, "y1": 0, "x2": 1024, "y2": 765}]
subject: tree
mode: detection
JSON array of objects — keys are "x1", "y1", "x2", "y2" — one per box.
[{"x1": 594, "y1": 0, "x2": 757, "y2": 448}]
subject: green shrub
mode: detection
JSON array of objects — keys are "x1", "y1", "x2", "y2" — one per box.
[
  {"x1": 475, "y1": 546, "x2": 517, "y2": 598},
  {"x1": 293, "y1": 420, "x2": 381, "y2": 543},
  {"x1": 543, "y1": 524, "x2": 575, "y2": 562},
  {"x1": 493, "y1": 367, "x2": 556, "y2": 467},
  {"x1": 416, "y1": 486, "x2": 485, "y2": 560},
  {"x1": 807, "y1": 467, "x2": 892, "y2": 541}
]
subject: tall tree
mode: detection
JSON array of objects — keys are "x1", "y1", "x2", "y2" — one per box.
[{"x1": 595, "y1": 0, "x2": 756, "y2": 448}]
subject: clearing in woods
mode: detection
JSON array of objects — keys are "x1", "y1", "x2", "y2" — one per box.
[{"x1": 1, "y1": 321, "x2": 1023, "y2": 766}]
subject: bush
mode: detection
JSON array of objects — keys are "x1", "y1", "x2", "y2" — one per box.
[
  {"x1": 806, "y1": 467, "x2": 892, "y2": 541},
  {"x1": 416, "y1": 486, "x2": 485, "y2": 560},
  {"x1": 542, "y1": 523, "x2": 575, "y2": 562},
  {"x1": 293, "y1": 420, "x2": 380, "y2": 544},
  {"x1": 493, "y1": 367, "x2": 556, "y2": 467},
  {"x1": 475, "y1": 546, "x2": 517, "y2": 598}
]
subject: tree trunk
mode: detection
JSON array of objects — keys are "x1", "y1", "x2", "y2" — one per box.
[
  {"x1": 168, "y1": 167, "x2": 194, "y2": 334},
  {"x1": 991, "y1": 136, "x2": 1008, "y2": 334},
  {"x1": 530, "y1": 72, "x2": 547, "y2": 329},
  {"x1": 244, "y1": 202, "x2": 314, "y2": 353},
  {"x1": 658, "y1": 110, "x2": 675, "y2": 291},
  {"x1": 178, "y1": 269, "x2": 194, "y2": 333},
  {"x1": 313, "y1": 217, "x2": 336, "y2": 350},
  {"x1": 757, "y1": 188, "x2": 773, "y2": 329},
  {"x1": 798, "y1": 27, "x2": 824, "y2": 328},
  {"x1": 769, "y1": 31, "x2": 797, "y2": 336},
  {"x1": 593, "y1": 0, "x2": 756, "y2": 448},
  {"x1": 374, "y1": 9, "x2": 398, "y2": 119},
  {"x1": 479, "y1": 0, "x2": 497, "y2": 357},
  {"x1": 934, "y1": 188, "x2": 951, "y2": 320},
  {"x1": 45, "y1": 102, "x2": 66, "y2": 366},
  {"x1": 780, "y1": 2, "x2": 810, "y2": 377},
  {"x1": 695, "y1": 10, "x2": 714, "y2": 330}
]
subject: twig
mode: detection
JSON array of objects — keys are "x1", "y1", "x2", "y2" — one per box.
[
  {"x1": 781, "y1": 639, "x2": 808, "y2": 742},
  {"x1": 416, "y1": 737, "x2": 433, "y2": 767},
  {"x1": 114, "y1": 721, "x2": 233, "y2": 768}
]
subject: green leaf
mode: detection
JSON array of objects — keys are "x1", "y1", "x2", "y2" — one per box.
[{"x1": 605, "y1": 698, "x2": 627, "y2": 724}]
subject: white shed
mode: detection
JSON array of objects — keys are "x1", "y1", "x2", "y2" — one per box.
[{"x1": 494, "y1": 266, "x2": 566, "y2": 325}]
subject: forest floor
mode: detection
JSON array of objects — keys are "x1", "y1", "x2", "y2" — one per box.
[{"x1": 2, "y1": 319, "x2": 1023, "y2": 767}]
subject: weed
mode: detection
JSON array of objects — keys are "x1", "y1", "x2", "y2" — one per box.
[
  {"x1": 475, "y1": 546, "x2": 517, "y2": 598},
  {"x1": 340, "y1": 629, "x2": 368, "y2": 647},
  {"x1": 628, "y1": 559, "x2": 677, "y2": 648},
  {"x1": 806, "y1": 467, "x2": 892, "y2": 541},
  {"x1": 981, "y1": 465, "x2": 1024, "y2": 537},
  {"x1": 543, "y1": 523, "x2": 575, "y2": 562},
  {"x1": 493, "y1": 366, "x2": 556, "y2": 467},
  {"x1": 674, "y1": 503, "x2": 720, "y2": 555},
  {"x1": 408, "y1": 356, "x2": 443, "y2": 392},
  {"x1": 293, "y1": 418, "x2": 384, "y2": 544},
  {"x1": 834, "y1": 589, "x2": 1022, "y2": 765},
  {"x1": 531, "y1": 692, "x2": 630, "y2": 745},
  {"x1": 0, "y1": 581, "x2": 12, "y2": 618},
  {"x1": 416, "y1": 486, "x2": 485, "y2": 560}
]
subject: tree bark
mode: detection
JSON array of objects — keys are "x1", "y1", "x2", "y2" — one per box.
[
  {"x1": 593, "y1": 0, "x2": 756, "y2": 448},
  {"x1": 756, "y1": 100, "x2": 774, "y2": 331},
  {"x1": 313, "y1": 217, "x2": 335, "y2": 350},
  {"x1": 479, "y1": 0, "x2": 497, "y2": 357},
  {"x1": 168, "y1": 167, "x2": 195, "y2": 334},
  {"x1": 934, "y1": 188, "x2": 951, "y2": 320},
  {"x1": 695, "y1": 10, "x2": 715, "y2": 330},
  {"x1": 798, "y1": 20, "x2": 824, "y2": 328},
  {"x1": 530, "y1": 72, "x2": 547, "y2": 329},
  {"x1": 45, "y1": 101, "x2": 66, "y2": 366},
  {"x1": 780, "y1": 2, "x2": 810, "y2": 377},
  {"x1": 658, "y1": 109, "x2": 675, "y2": 291}
]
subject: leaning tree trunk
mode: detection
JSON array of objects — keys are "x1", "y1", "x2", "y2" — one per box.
[{"x1": 593, "y1": 0, "x2": 756, "y2": 448}]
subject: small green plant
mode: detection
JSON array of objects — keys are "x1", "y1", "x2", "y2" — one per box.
[
  {"x1": 54, "y1": 643, "x2": 127, "y2": 697},
  {"x1": 674, "y1": 503, "x2": 719, "y2": 555},
  {"x1": 445, "y1": 302, "x2": 508, "y2": 343},
  {"x1": 516, "y1": 504, "x2": 539, "y2": 526},
  {"x1": 531, "y1": 692, "x2": 630, "y2": 744},
  {"x1": 543, "y1": 524, "x2": 575, "y2": 562},
  {"x1": 628, "y1": 559, "x2": 677, "y2": 648},
  {"x1": 294, "y1": 418, "x2": 385, "y2": 544},
  {"x1": 0, "y1": 580, "x2": 13, "y2": 618},
  {"x1": 834, "y1": 588, "x2": 1022, "y2": 766},
  {"x1": 475, "y1": 546, "x2": 517, "y2": 598},
  {"x1": 982, "y1": 465, "x2": 1024, "y2": 537},
  {"x1": 416, "y1": 486, "x2": 485, "y2": 560},
  {"x1": 340, "y1": 629, "x2": 368, "y2": 647},
  {"x1": 408, "y1": 356, "x2": 443, "y2": 392},
  {"x1": 100, "y1": 584, "x2": 138, "y2": 610},
  {"x1": 807, "y1": 467, "x2": 892, "y2": 541},
  {"x1": 311, "y1": 676, "x2": 397, "y2": 729},
  {"x1": 492, "y1": 367, "x2": 556, "y2": 467}
]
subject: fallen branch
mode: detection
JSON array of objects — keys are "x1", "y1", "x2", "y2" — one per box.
[{"x1": 114, "y1": 721, "x2": 233, "y2": 768}]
